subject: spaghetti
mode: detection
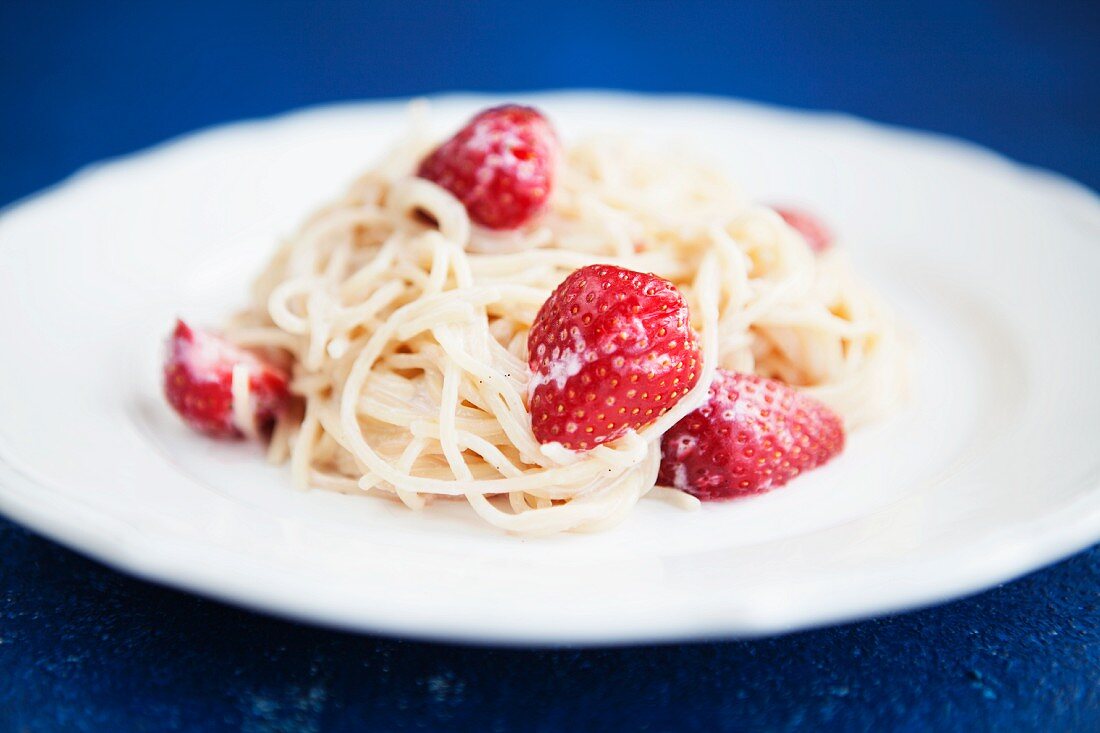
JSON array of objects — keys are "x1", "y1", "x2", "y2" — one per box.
[{"x1": 223, "y1": 105, "x2": 905, "y2": 533}]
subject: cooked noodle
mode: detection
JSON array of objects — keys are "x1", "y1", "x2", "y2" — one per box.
[{"x1": 224, "y1": 104, "x2": 905, "y2": 533}]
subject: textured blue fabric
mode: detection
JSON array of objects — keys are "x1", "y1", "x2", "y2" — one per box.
[{"x1": 0, "y1": 1, "x2": 1097, "y2": 730}]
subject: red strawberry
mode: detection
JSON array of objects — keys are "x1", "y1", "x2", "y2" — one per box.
[
  {"x1": 527, "y1": 265, "x2": 701, "y2": 450},
  {"x1": 775, "y1": 206, "x2": 833, "y2": 253},
  {"x1": 417, "y1": 105, "x2": 558, "y2": 230},
  {"x1": 164, "y1": 320, "x2": 289, "y2": 439},
  {"x1": 658, "y1": 370, "x2": 844, "y2": 500}
]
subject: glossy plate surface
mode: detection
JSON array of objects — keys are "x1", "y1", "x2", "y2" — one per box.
[{"x1": 1, "y1": 93, "x2": 1098, "y2": 644}]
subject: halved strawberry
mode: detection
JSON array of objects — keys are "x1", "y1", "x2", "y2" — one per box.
[
  {"x1": 775, "y1": 206, "x2": 833, "y2": 253},
  {"x1": 164, "y1": 320, "x2": 289, "y2": 438},
  {"x1": 658, "y1": 370, "x2": 844, "y2": 500},
  {"x1": 527, "y1": 264, "x2": 701, "y2": 450},
  {"x1": 417, "y1": 105, "x2": 558, "y2": 230}
]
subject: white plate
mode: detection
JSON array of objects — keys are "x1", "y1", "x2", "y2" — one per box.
[{"x1": 1, "y1": 93, "x2": 1099, "y2": 645}]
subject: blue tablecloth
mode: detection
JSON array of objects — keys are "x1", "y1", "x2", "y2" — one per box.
[{"x1": 1, "y1": 2, "x2": 1097, "y2": 730}]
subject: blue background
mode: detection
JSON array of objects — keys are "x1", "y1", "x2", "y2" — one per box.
[{"x1": 1, "y1": 1, "x2": 1098, "y2": 730}]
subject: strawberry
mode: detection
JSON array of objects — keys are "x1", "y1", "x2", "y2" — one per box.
[
  {"x1": 417, "y1": 105, "x2": 558, "y2": 230},
  {"x1": 775, "y1": 206, "x2": 833, "y2": 253},
  {"x1": 658, "y1": 370, "x2": 844, "y2": 500},
  {"x1": 164, "y1": 320, "x2": 289, "y2": 439},
  {"x1": 527, "y1": 264, "x2": 701, "y2": 450}
]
